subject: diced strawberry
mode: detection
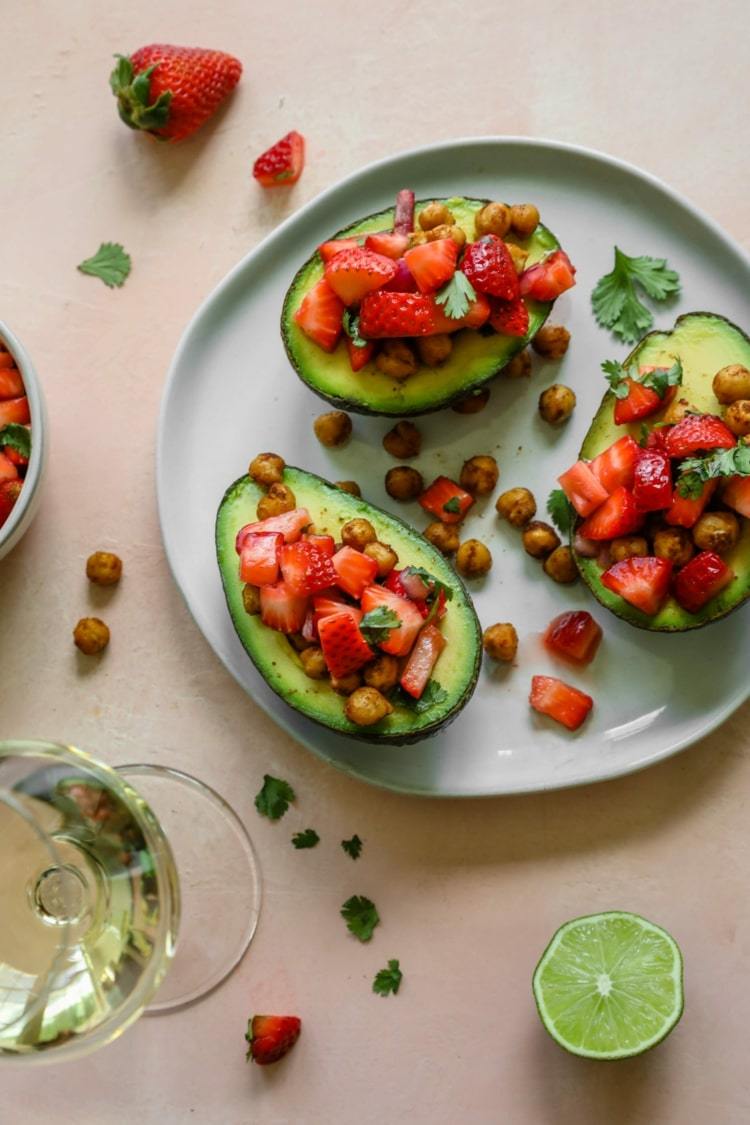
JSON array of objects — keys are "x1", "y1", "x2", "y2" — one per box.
[
  {"x1": 399, "y1": 624, "x2": 446, "y2": 699},
  {"x1": 644, "y1": 426, "x2": 669, "y2": 452},
  {"x1": 259, "y1": 582, "x2": 309, "y2": 634},
  {"x1": 0, "y1": 479, "x2": 22, "y2": 528},
  {"x1": 403, "y1": 239, "x2": 459, "y2": 294},
  {"x1": 665, "y1": 478, "x2": 718, "y2": 528},
  {"x1": 462, "y1": 235, "x2": 519, "y2": 300},
  {"x1": 4, "y1": 445, "x2": 28, "y2": 467},
  {"x1": 488, "y1": 295, "x2": 529, "y2": 337},
  {"x1": 246, "y1": 1014, "x2": 301, "y2": 1066},
  {"x1": 578, "y1": 487, "x2": 642, "y2": 540},
  {"x1": 601, "y1": 556, "x2": 672, "y2": 615},
  {"x1": 235, "y1": 509, "x2": 311, "y2": 551},
  {"x1": 312, "y1": 593, "x2": 361, "y2": 628},
  {"x1": 346, "y1": 336, "x2": 376, "y2": 372},
  {"x1": 382, "y1": 258, "x2": 418, "y2": 293},
  {"x1": 544, "y1": 611, "x2": 603, "y2": 666},
  {"x1": 360, "y1": 584, "x2": 424, "y2": 656},
  {"x1": 0, "y1": 366, "x2": 24, "y2": 400},
  {"x1": 529, "y1": 675, "x2": 592, "y2": 731},
  {"x1": 664, "y1": 414, "x2": 736, "y2": 458},
  {"x1": 429, "y1": 292, "x2": 490, "y2": 333},
  {"x1": 589, "y1": 435, "x2": 640, "y2": 493},
  {"x1": 253, "y1": 131, "x2": 305, "y2": 187},
  {"x1": 324, "y1": 247, "x2": 398, "y2": 306},
  {"x1": 418, "y1": 477, "x2": 474, "y2": 525},
  {"x1": 0, "y1": 451, "x2": 19, "y2": 483},
  {"x1": 632, "y1": 449, "x2": 672, "y2": 511},
  {"x1": 612, "y1": 379, "x2": 673, "y2": 425},
  {"x1": 0, "y1": 397, "x2": 30, "y2": 427},
  {"x1": 317, "y1": 238, "x2": 360, "y2": 264},
  {"x1": 279, "y1": 540, "x2": 338, "y2": 595},
  {"x1": 672, "y1": 551, "x2": 735, "y2": 614},
  {"x1": 293, "y1": 279, "x2": 344, "y2": 352},
  {"x1": 317, "y1": 611, "x2": 373, "y2": 678},
  {"x1": 0, "y1": 352, "x2": 16, "y2": 368},
  {"x1": 358, "y1": 290, "x2": 489, "y2": 338},
  {"x1": 331, "y1": 546, "x2": 378, "y2": 598},
  {"x1": 365, "y1": 231, "x2": 409, "y2": 260},
  {"x1": 519, "y1": 250, "x2": 576, "y2": 302},
  {"x1": 557, "y1": 461, "x2": 609, "y2": 517},
  {"x1": 239, "y1": 533, "x2": 283, "y2": 586},
  {"x1": 305, "y1": 534, "x2": 335, "y2": 556},
  {"x1": 722, "y1": 475, "x2": 750, "y2": 519}
]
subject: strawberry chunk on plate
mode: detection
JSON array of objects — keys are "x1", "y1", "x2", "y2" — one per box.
[
  {"x1": 589, "y1": 435, "x2": 640, "y2": 493},
  {"x1": 418, "y1": 477, "x2": 474, "y2": 524},
  {"x1": 403, "y1": 238, "x2": 458, "y2": 294},
  {"x1": 578, "y1": 486, "x2": 642, "y2": 540},
  {"x1": 663, "y1": 414, "x2": 736, "y2": 457},
  {"x1": 529, "y1": 675, "x2": 592, "y2": 731},
  {"x1": 601, "y1": 556, "x2": 673, "y2": 616},
  {"x1": 293, "y1": 279, "x2": 344, "y2": 352},
  {"x1": 246, "y1": 1014, "x2": 301, "y2": 1066},
  {"x1": 360, "y1": 584, "x2": 424, "y2": 657},
  {"x1": 557, "y1": 461, "x2": 609, "y2": 517},
  {"x1": 317, "y1": 611, "x2": 373, "y2": 678},
  {"x1": 519, "y1": 250, "x2": 576, "y2": 301},
  {"x1": 331, "y1": 546, "x2": 378, "y2": 599},
  {"x1": 544, "y1": 611, "x2": 603, "y2": 666},
  {"x1": 672, "y1": 551, "x2": 735, "y2": 614},
  {"x1": 253, "y1": 131, "x2": 305, "y2": 187},
  {"x1": 324, "y1": 247, "x2": 397, "y2": 305},
  {"x1": 259, "y1": 582, "x2": 309, "y2": 634}
]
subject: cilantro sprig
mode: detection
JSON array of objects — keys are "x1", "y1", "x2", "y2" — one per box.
[
  {"x1": 435, "y1": 271, "x2": 476, "y2": 319},
  {"x1": 676, "y1": 444, "x2": 750, "y2": 499},
  {"x1": 291, "y1": 828, "x2": 320, "y2": 849},
  {"x1": 343, "y1": 309, "x2": 368, "y2": 349},
  {"x1": 341, "y1": 895, "x2": 380, "y2": 942},
  {"x1": 254, "y1": 774, "x2": 295, "y2": 820},
  {"x1": 372, "y1": 959, "x2": 402, "y2": 997},
  {"x1": 401, "y1": 566, "x2": 454, "y2": 605},
  {"x1": 592, "y1": 248, "x2": 680, "y2": 343},
  {"x1": 547, "y1": 489, "x2": 575, "y2": 536},
  {"x1": 442, "y1": 496, "x2": 461, "y2": 514},
  {"x1": 391, "y1": 679, "x2": 448, "y2": 714},
  {"x1": 341, "y1": 834, "x2": 363, "y2": 860},
  {"x1": 77, "y1": 242, "x2": 132, "y2": 288},
  {"x1": 602, "y1": 358, "x2": 682, "y2": 400},
  {"x1": 0, "y1": 424, "x2": 30, "y2": 460},
  {"x1": 359, "y1": 606, "x2": 400, "y2": 646}
]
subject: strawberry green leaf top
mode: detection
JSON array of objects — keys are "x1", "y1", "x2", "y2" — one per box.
[
  {"x1": 434, "y1": 271, "x2": 476, "y2": 320},
  {"x1": 0, "y1": 424, "x2": 30, "y2": 460},
  {"x1": 547, "y1": 489, "x2": 575, "y2": 535},
  {"x1": 602, "y1": 358, "x2": 682, "y2": 399},
  {"x1": 677, "y1": 444, "x2": 750, "y2": 498},
  {"x1": 291, "y1": 828, "x2": 319, "y2": 849},
  {"x1": 592, "y1": 248, "x2": 680, "y2": 343},
  {"x1": 254, "y1": 774, "x2": 295, "y2": 820},
  {"x1": 77, "y1": 242, "x2": 131, "y2": 288},
  {"x1": 341, "y1": 895, "x2": 380, "y2": 942},
  {"x1": 373, "y1": 959, "x2": 402, "y2": 997},
  {"x1": 341, "y1": 834, "x2": 363, "y2": 860}
]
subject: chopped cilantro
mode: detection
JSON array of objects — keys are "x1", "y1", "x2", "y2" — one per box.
[
  {"x1": 343, "y1": 309, "x2": 368, "y2": 348},
  {"x1": 592, "y1": 248, "x2": 680, "y2": 343},
  {"x1": 372, "y1": 959, "x2": 402, "y2": 997},
  {"x1": 291, "y1": 828, "x2": 319, "y2": 849},
  {"x1": 359, "y1": 606, "x2": 400, "y2": 645},
  {"x1": 341, "y1": 834, "x2": 363, "y2": 860},
  {"x1": 434, "y1": 271, "x2": 476, "y2": 319},
  {"x1": 341, "y1": 895, "x2": 380, "y2": 942},
  {"x1": 254, "y1": 774, "x2": 295, "y2": 820},
  {"x1": 391, "y1": 679, "x2": 448, "y2": 714},
  {"x1": 602, "y1": 358, "x2": 682, "y2": 400},
  {"x1": 0, "y1": 424, "x2": 30, "y2": 460},
  {"x1": 676, "y1": 444, "x2": 750, "y2": 498},
  {"x1": 443, "y1": 496, "x2": 461, "y2": 514},
  {"x1": 77, "y1": 242, "x2": 132, "y2": 288},
  {"x1": 546, "y1": 489, "x2": 575, "y2": 535}
]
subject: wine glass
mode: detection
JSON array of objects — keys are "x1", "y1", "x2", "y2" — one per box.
[{"x1": 0, "y1": 740, "x2": 261, "y2": 1061}]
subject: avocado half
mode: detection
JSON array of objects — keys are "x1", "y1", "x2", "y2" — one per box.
[
  {"x1": 281, "y1": 196, "x2": 560, "y2": 416},
  {"x1": 574, "y1": 311, "x2": 750, "y2": 631},
  {"x1": 216, "y1": 467, "x2": 482, "y2": 743}
]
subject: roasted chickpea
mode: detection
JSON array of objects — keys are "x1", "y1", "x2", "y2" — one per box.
[
  {"x1": 504, "y1": 350, "x2": 532, "y2": 379},
  {"x1": 314, "y1": 410, "x2": 352, "y2": 448},
  {"x1": 242, "y1": 584, "x2": 261, "y2": 615},
  {"x1": 341, "y1": 518, "x2": 377, "y2": 551},
  {"x1": 363, "y1": 654, "x2": 400, "y2": 692},
  {"x1": 693, "y1": 511, "x2": 740, "y2": 553},
  {"x1": 662, "y1": 397, "x2": 697, "y2": 425},
  {"x1": 496, "y1": 487, "x2": 536, "y2": 528},
  {"x1": 543, "y1": 545, "x2": 578, "y2": 584},
  {"x1": 610, "y1": 536, "x2": 649, "y2": 563},
  {"x1": 344, "y1": 686, "x2": 394, "y2": 726},
  {"x1": 86, "y1": 551, "x2": 122, "y2": 587},
  {"x1": 506, "y1": 243, "x2": 529, "y2": 274},
  {"x1": 482, "y1": 622, "x2": 518, "y2": 663},
  {"x1": 653, "y1": 527, "x2": 694, "y2": 568},
  {"x1": 475, "y1": 201, "x2": 511, "y2": 238},
  {"x1": 532, "y1": 325, "x2": 571, "y2": 360},
  {"x1": 452, "y1": 388, "x2": 490, "y2": 414},
  {"x1": 419, "y1": 201, "x2": 454, "y2": 231},
  {"x1": 423, "y1": 521, "x2": 460, "y2": 555},
  {"x1": 256, "y1": 482, "x2": 296, "y2": 520},
  {"x1": 385, "y1": 466, "x2": 424, "y2": 501},
  {"x1": 407, "y1": 230, "x2": 428, "y2": 248},
  {"x1": 375, "y1": 339, "x2": 418, "y2": 380},
  {"x1": 382, "y1": 420, "x2": 422, "y2": 459},
  {"x1": 331, "y1": 672, "x2": 362, "y2": 696},
  {"x1": 724, "y1": 400, "x2": 750, "y2": 437},
  {"x1": 364, "y1": 540, "x2": 398, "y2": 578},
  {"x1": 73, "y1": 617, "x2": 110, "y2": 655},
  {"x1": 455, "y1": 538, "x2": 492, "y2": 578},
  {"x1": 510, "y1": 203, "x2": 540, "y2": 238},
  {"x1": 539, "y1": 384, "x2": 576, "y2": 425},
  {"x1": 522, "y1": 521, "x2": 560, "y2": 559},
  {"x1": 336, "y1": 480, "x2": 361, "y2": 497},
  {"x1": 300, "y1": 647, "x2": 328, "y2": 680},
  {"x1": 416, "y1": 334, "x2": 453, "y2": 367},
  {"x1": 459, "y1": 454, "x2": 499, "y2": 497},
  {"x1": 248, "y1": 452, "x2": 285, "y2": 486},
  {"x1": 713, "y1": 364, "x2": 750, "y2": 404},
  {"x1": 426, "y1": 224, "x2": 467, "y2": 249}
]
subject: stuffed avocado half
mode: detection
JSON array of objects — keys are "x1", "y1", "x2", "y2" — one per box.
[
  {"x1": 216, "y1": 466, "x2": 481, "y2": 743},
  {"x1": 281, "y1": 195, "x2": 566, "y2": 416}
]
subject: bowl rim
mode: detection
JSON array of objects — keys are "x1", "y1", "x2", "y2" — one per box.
[{"x1": 0, "y1": 319, "x2": 46, "y2": 550}]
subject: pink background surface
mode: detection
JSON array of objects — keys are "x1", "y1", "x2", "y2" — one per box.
[{"x1": 2, "y1": 1, "x2": 749, "y2": 1121}]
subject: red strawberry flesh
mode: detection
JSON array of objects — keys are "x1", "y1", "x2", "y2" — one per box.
[
  {"x1": 672, "y1": 551, "x2": 735, "y2": 613},
  {"x1": 462, "y1": 235, "x2": 519, "y2": 300},
  {"x1": 529, "y1": 675, "x2": 592, "y2": 731},
  {"x1": 543, "y1": 611, "x2": 603, "y2": 665},
  {"x1": 601, "y1": 556, "x2": 672, "y2": 616},
  {"x1": 317, "y1": 611, "x2": 373, "y2": 678},
  {"x1": 247, "y1": 1014, "x2": 301, "y2": 1066}
]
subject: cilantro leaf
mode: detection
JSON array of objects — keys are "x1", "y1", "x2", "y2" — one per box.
[
  {"x1": 359, "y1": 606, "x2": 400, "y2": 645},
  {"x1": 391, "y1": 679, "x2": 448, "y2": 714},
  {"x1": 443, "y1": 496, "x2": 461, "y2": 514},
  {"x1": 601, "y1": 357, "x2": 682, "y2": 401},
  {"x1": 341, "y1": 834, "x2": 363, "y2": 860},
  {"x1": 402, "y1": 565, "x2": 454, "y2": 603},
  {"x1": 77, "y1": 242, "x2": 132, "y2": 289},
  {"x1": 0, "y1": 424, "x2": 30, "y2": 459},
  {"x1": 254, "y1": 774, "x2": 295, "y2": 820},
  {"x1": 434, "y1": 271, "x2": 476, "y2": 319},
  {"x1": 372, "y1": 959, "x2": 402, "y2": 997},
  {"x1": 676, "y1": 445, "x2": 750, "y2": 497},
  {"x1": 644, "y1": 359, "x2": 683, "y2": 398},
  {"x1": 292, "y1": 828, "x2": 319, "y2": 849},
  {"x1": 547, "y1": 489, "x2": 575, "y2": 535},
  {"x1": 592, "y1": 247, "x2": 680, "y2": 343},
  {"x1": 341, "y1": 895, "x2": 380, "y2": 942},
  {"x1": 343, "y1": 309, "x2": 368, "y2": 348},
  {"x1": 601, "y1": 359, "x2": 632, "y2": 399}
]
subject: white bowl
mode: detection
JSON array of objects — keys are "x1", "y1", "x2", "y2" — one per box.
[{"x1": 0, "y1": 321, "x2": 47, "y2": 560}]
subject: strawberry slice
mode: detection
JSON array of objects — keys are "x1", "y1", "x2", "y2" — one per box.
[
  {"x1": 317, "y1": 611, "x2": 373, "y2": 678},
  {"x1": 331, "y1": 546, "x2": 378, "y2": 598},
  {"x1": 305, "y1": 533, "x2": 335, "y2": 557},
  {"x1": 0, "y1": 479, "x2": 22, "y2": 529},
  {"x1": 519, "y1": 250, "x2": 576, "y2": 301},
  {"x1": 557, "y1": 461, "x2": 609, "y2": 517},
  {"x1": 252, "y1": 131, "x2": 305, "y2": 187},
  {"x1": 359, "y1": 584, "x2": 424, "y2": 657},
  {"x1": 673, "y1": 551, "x2": 735, "y2": 613},
  {"x1": 722, "y1": 475, "x2": 750, "y2": 519},
  {"x1": 462, "y1": 235, "x2": 519, "y2": 300},
  {"x1": 399, "y1": 624, "x2": 446, "y2": 699},
  {"x1": 317, "y1": 237, "x2": 360, "y2": 263},
  {"x1": 529, "y1": 675, "x2": 592, "y2": 731},
  {"x1": 365, "y1": 231, "x2": 409, "y2": 260},
  {"x1": 589, "y1": 435, "x2": 640, "y2": 492},
  {"x1": 346, "y1": 337, "x2": 376, "y2": 372},
  {"x1": 293, "y1": 279, "x2": 344, "y2": 352},
  {"x1": 0, "y1": 397, "x2": 30, "y2": 427},
  {"x1": 259, "y1": 582, "x2": 309, "y2": 634},
  {"x1": 632, "y1": 449, "x2": 672, "y2": 511},
  {"x1": 4, "y1": 444, "x2": 28, "y2": 468},
  {"x1": 418, "y1": 477, "x2": 474, "y2": 524},
  {"x1": 0, "y1": 365, "x2": 24, "y2": 400},
  {"x1": 235, "y1": 508, "x2": 311, "y2": 552},
  {"x1": 403, "y1": 239, "x2": 458, "y2": 294},
  {"x1": 488, "y1": 295, "x2": 529, "y2": 337},
  {"x1": 663, "y1": 414, "x2": 736, "y2": 458},
  {"x1": 239, "y1": 532, "x2": 283, "y2": 586},
  {"x1": 601, "y1": 556, "x2": 672, "y2": 615},
  {"x1": 246, "y1": 1014, "x2": 301, "y2": 1066},
  {"x1": 613, "y1": 379, "x2": 675, "y2": 425},
  {"x1": 543, "y1": 611, "x2": 603, "y2": 666},
  {"x1": 324, "y1": 247, "x2": 398, "y2": 306},
  {"x1": 577, "y1": 486, "x2": 642, "y2": 540},
  {"x1": 0, "y1": 451, "x2": 19, "y2": 484},
  {"x1": 280, "y1": 540, "x2": 338, "y2": 595},
  {"x1": 358, "y1": 290, "x2": 489, "y2": 338},
  {"x1": 665, "y1": 478, "x2": 718, "y2": 528}
]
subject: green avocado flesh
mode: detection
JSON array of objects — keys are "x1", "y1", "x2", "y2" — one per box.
[
  {"x1": 281, "y1": 196, "x2": 559, "y2": 416},
  {"x1": 576, "y1": 312, "x2": 750, "y2": 631},
  {"x1": 216, "y1": 467, "x2": 482, "y2": 743}
]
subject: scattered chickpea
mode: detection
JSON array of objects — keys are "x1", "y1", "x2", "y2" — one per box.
[
  {"x1": 248, "y1": 452, "x2": 285, "y2": 487},
  {"x1": 496, "y1": 487, "x2": 536, "y2": 528},
  {"x1": 423, "y1": 521, "x2": 460, "y2": 555},
  {"x1": 522, "y1": 521, "x2": 560, "y2": 559},
  {"x1": 336, "y1": 480, "x2": 361, "y2": 497},
  {"x1": 452, "y1": 388, "x2": 491, "y2": 414},
  {"x1": 724, "y1": 400, "x2": 750, "y2": 437},
  {"x1": 86, "y1": 551, "x2": 122, "y2": 587},
  {"x1": 505, "y1": 243, "x2": 529, "y2": 274},
  {"x1": 459, "y1": 454, "x2": 499, "y2": 497},
  {"x1": 543, "y1": 545, "x2": 578, "y2": 584},
  {"x1": 242, "y1": 584, "x2": 261, "y2": 615},
  {"x1": 510, "y1": 203, "x2": 540, "y2": 239},
  {"x1": 331, "y1": 672, "x2": 363, "y2": 696},
  {"x1": 345, "y1": 686, "x2": 394, "y2": 726},
  {"x1": 455, "y1": 538, "x2": 492, "y2": 578},
  {"x1": 610, "y1": 536, "x2": 649, "y2": 563},
  {"x1": 416, "y1": 334, "x2": 453, "y2": 367},
  {"x1": 653, "y1": 527, "x2": 694, "y2": 568},
  {"x1": 385, "y1": 466, "x2": 424, "y2": 502},
  {"x1": 382, "y1": 420, "x2": 422, "y2": 459},
  {"x1": 341, "y1": 518, "x2": 377, "y2": 551},
  {"x1": 692, "y1": 511, "x2": 740, "y2": 553},
  {"x1": 504, "y1": 350, "x2": 532, "y2": 379},
  {"x1": 475, "y1": 201, "x2": 511, "y2": 238},
  {"x1": 426, "y1": 224, "x2": 467, "y2": 249},
  {"x1": 662, "y1": 398, "x2": 697, "y2": 425},
  {"x1": 482, "y1": 622, "x2": 518, "y2": 663},
  {"x1": 73, "y1": 617, "x2": 110, "y2": 656},
  {"x1": 256, "y1": 482, "x2": 296, "y2": 520},
  {"x1": 364, "y1": 540, "x2": 398, "y2": 578},
  {"x1": 314, "y1": 411, "x2": 352, "y2": 448},
  {"x1": 376, "y1": 339, "x2": 419, "y2": 380},
  {"x1": 300, "y1": 647, "x2": 328, "y2": 680},
  {"x1": 363, "y1": 654, "x2": 400, "y2": 693},
  {"x1": 712, "y1": 364, "x2": 750, "y2": 404},
  {"x1": 538, "y1": 384, "x2": 576, "y2": 425},
  {"x1": 532, "y1": 325, "x2": 571, "y2": 360},
  {"x1": 418, "y1": 201, "x2": 454, "y2": 231}
]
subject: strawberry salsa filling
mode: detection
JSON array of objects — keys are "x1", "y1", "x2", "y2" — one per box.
[{"x1": 0, "y1": 341, "x2": 31, "y2": 532}]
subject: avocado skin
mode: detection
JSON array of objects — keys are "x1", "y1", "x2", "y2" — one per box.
[
  {"x1": 573, "y1": 311, "x2": 750, "y2": 632},
  {"x1": 216, "y1": 467, "x2": 482, "y2": 744},
  {"x1": 280, "y1": 197, "x2": 559, "y2": 417}
]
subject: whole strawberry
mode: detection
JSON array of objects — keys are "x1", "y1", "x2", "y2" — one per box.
[{"x1": 110, "y1": 45, "x2": 242, "y2": 142}]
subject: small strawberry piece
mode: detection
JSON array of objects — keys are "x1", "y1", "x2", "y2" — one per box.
[
  {"x1": 346, "y1": 337, "x2": 376, "y2": 372},
  {"x1": 259, "y1": 582, "x2": 309, "y2": 634},
  {"x1": 722, "y1": 475, "x2": 750, "y2": 519},
  {"x1": 399, "y1": 624, "x2": 446, "y2": 699},
  {"x1": 358, "y1": 290, "x2": 489, "y2": 338},
  {"x1": 488, "y1": 295, "x2": 529, "y2": 337},
  {"x1": 324, "y1": 248, "x2": 397, "y2": 306},
  {"x1": 578, "y1": 486, "x2": 642, "y2": 540},
  {"x1": 318, "y1": 238, "x2": 360, "y2": 264},
  {"x1": 519, "y1": 250, "x2": 576, "y2": 302},
  {"x1": 317, "y1": 611, "x2": 373, "y2": 678},
  {"x1": 382, "y1": 258, "x2": 418, "y2": 293},
  {"x1": 246, "y1": 1015, "x2": 301, "y2": 1066},
  {"x1": 365, "y1": 231, "x2": 409, "y2": 260},
  {"x1": 632, "y1": 449, "x2": 672, "y2": 511},
  {"x1": 403, "y1": 239, "x2": 458, "y2": 294},
  {"x1": 235, "y1": 508, "x2": 311, "y2": 551},
  {"x1": 280, "y1": 541, "x2": 337, "y2": 595},
  {"x1": 589, "y1": 435, "x2": 640, "y2": 493},
  {"x1": 557, "y1": 461, "x2": 609, "y2": 517},
  {"x1": 4, "y1": 445, "x2": 28, "y2": 468},
  {"x1": 239, "y1": 533, "x2": 283, "y2": 586},
  {"x1": 0, "y1": 366, "x2": 24, "y2": 400},
  {"x1": 0, "y1": 397, "x2": 30, "y2": 427},
  {"x1": 428, "y1": 293, "x2": 490, "y2": 333},
  {"x1": 360, "y1": 585, "x2": 424, "y2": 657},
  {"x1": 312, "y1": 593, "x2": 361, "y2": 628},
  {"x1": 601, "y1": 556, "x2": 672, "y2": 615},
  {"x1": 673, "y1": 551, "x2": 735, "y2": 614},
  {"x1": 418, "y1": 477, "x2": 474, "y2": 525},
  {"x1": 665, "y1": 478, "x2": 718, "y2": 528},
  {"x1": 294, "y1": 279, "x2": 344, "y2": 352},
  {"x1": 612, "y1": 379, "x2": 672, "y2": 425},
  {"x1": 544, "y1": 611, "x2": 603, "y2": 666},
  {"x1": 0, "y1": 353, "x2": 15, "y2": 368},
  {"x1": 462, "y1": 235, "x2": 519, "y2": 300},
  {"x1": 253, "y1": 131, "x2": 305, "y2": 187},
  {"x1": 384, "y1": 569, "x2": 446, "y2": 620},
  {"x1": 0, "y1": 451, "x2": 19, "y2": 483},
  {"x1": 529, "y1": 675, "x2": 592, "y2": 731},
  {"x1": 305, "y1": 533, "x2": 335, "y2": 556},
  {"x1": 663, "y1": 414, "x2": 736, "y2": 458},
  {"x1": 0, "y1": 479, "x2": 21, "y2": 529},
  {"x1": 331, "y1": 546, "x2": 378, "y2": 598}
]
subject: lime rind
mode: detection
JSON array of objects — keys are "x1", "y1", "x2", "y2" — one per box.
[{"x1": 532, "y1": 911, "x2": 684, "y2": 1060}]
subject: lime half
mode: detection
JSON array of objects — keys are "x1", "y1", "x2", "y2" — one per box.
[{"x1": 532, "y1": 911, "x2": 684, "y2": 1059}]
